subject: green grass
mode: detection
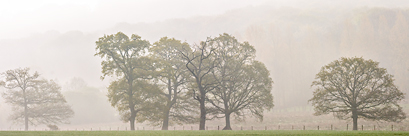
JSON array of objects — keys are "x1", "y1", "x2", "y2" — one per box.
[{"x1": 1, "y1": 130, "x2": 409, "y2": 136}]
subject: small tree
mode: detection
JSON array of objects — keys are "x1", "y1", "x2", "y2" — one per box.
[
  {"x1": 1, "y1": 68, "x2": 74, "y2": 131},
  {"x1": 310, "y1": 57, "x2": 406, "y2": 130}
]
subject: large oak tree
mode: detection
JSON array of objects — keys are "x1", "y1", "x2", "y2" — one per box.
[
  {"x1": 180, "y1": 38, "x2": 219, "y2": 130},
  {"x1": 310, "y1": 57, "x2": 406, "y2": 130},
  {"x1": 95, "y1": 32, "x2": 151, "y2": 130},
  {"x1": 208, "y1": 34, "x2": 273, "y2": 130},
  {"x1": 149, "y1": 37, "x2": 197, "y2": 130}
]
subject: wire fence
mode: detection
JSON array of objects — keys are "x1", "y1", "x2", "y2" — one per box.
[{"x1": 1, "y1": 124, "x2": 408, "y2": 131}]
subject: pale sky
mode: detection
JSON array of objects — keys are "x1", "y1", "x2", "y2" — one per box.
[
  {"x1": 2, "y1": 0, "x2": 407, "y2": 40},
  {"x1": 0, "y1": 0, "x2": 272, "y2": 40}
]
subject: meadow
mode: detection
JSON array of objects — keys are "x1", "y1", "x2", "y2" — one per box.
[{"x1": 1, "y1": 130, "x2": 409, "y2": 136}]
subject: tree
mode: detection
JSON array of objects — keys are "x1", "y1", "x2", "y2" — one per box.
[
  {"x1": 0, "y1": 68, "x2": 74, "y2": 131},
  {"x1": 149, "y1": 37, "x2": 197, "y2": 130},
  {"x1": 95, "y1": 32, "x2": 151, "y2": 130},
  {"x1": 310, "y1": 57, "x2": 406, "y2": 130},
  {"x1": 208, "y1": 34, "x2": 274, "y2": 130},
  {"x1": 180, "y1": 38, "x2": 219, "y2": 130}
]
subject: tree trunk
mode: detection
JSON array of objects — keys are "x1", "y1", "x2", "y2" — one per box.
[
  {"x1": 130, "y1": 112, "x2": 136, "y2": 130},
  {"x1": 352, "y1": 109, "x2": 358, "y2": 130},
  {"x1": 199, "y1": 98, "x2": 206, "y2": 130},
  {"x1": 162, "y1": 108, "x2": 170, "y2": 130},
  {"x1": 223, "y1": 113, "x2": 232, "y2": 130},
  {"x1": 23, "y1": 89, "x2": 28, "y2": 131},
  {"x1": 128, "y1": 80, "x2": 136, "y2": 131},
  {"x1": 24, "y1": 104, "x2": 28, "y2": 131}
]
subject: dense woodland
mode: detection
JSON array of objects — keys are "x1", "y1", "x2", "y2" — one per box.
[{"x1": 1, "y1": 6, "x2": 409, "y2": 129}]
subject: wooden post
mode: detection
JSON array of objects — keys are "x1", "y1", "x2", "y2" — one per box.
[
  {"x1": 374, "y1": 125, "x2": 375, "y2": 131},
  {"x1": 331, "y1": 124, "x2": 333, "y2": 130},
  {"x1": 361, "y1": 125, "x2": 363, "y2": 131},
  {"x1": 278, "y1": 125, "x2": 280, "y2": 130},
  {"x1": 347, "y1": 124, "x2": 348, "y2": 131},
  {"x1": 318, "y1": 125, "x2": 319, "y2": 130},
  {"x1": 392, "y1": 125, "x2": 393, "y2": 131},
  {"x1": 218, "y1": 126, "x2": 219, "y2": 130},
  {"x1": 303, "y1": 125, "x2": 305, "y2": 130}
]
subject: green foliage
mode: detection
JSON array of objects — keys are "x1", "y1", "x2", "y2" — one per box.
[
  {"x1": 95, "y1": 32, "x2": 151, "y2": 79},
  {"x1": 107, "y1": 78, "x2": 162, "y2": 123},
  {"x1": 310, "y1": 57, "x2": 406, "y2": 122}
]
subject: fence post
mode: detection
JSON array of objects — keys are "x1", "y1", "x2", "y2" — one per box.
[
  {"x1": 191, "y1": 126, "x2": 193, "y2": 130},
  {"x1": 374, "y1": 125, "x2": 375, "y2": 131},
  {"x1": 241, "y1": 126, "x2": 243, "y2": 130},
  {"x1": 251, "y1": 126, "x2": 253, "y2": 130},
  {"x1": 392, "y1": 125, "x2": 393, "y2": 131},
  {"x1": 278, "y1": 125, "x2": 280, "y2": 130},
  {"x1": 331, "y1": 124, "x2": 333, "y2": 130},
  {"x1": 218, "y1": 126, "x2": 219, "y2": 130},
  {"x1": 347, "y1": 124, "x2": 348, "y2": 131},
  {"x1": 361, "y1": 125, "x2": 363, "y2": 131},
  {"x1": 318, "y1": 125, "x2": 319, "y2": 130},
  {"x1": 303, "y1": 125, "x2": 305, "y2": 130}
]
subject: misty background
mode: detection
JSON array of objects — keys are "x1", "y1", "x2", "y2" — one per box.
[{"x1": 1, "y1": 0, "x2": 409, "y2": 130}]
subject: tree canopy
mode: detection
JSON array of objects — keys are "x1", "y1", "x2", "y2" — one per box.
[{"x1": 310, "y1": 57, "x2": 406, "y2": 130}]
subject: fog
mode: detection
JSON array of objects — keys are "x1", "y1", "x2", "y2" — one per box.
[{"x1": 1, "y1": 0, "x2": 409, "y2": 130}]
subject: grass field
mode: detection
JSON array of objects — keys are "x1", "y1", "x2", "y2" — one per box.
[{"x1": 1, "y1": 130, "x2": 409, "y2": 136}]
